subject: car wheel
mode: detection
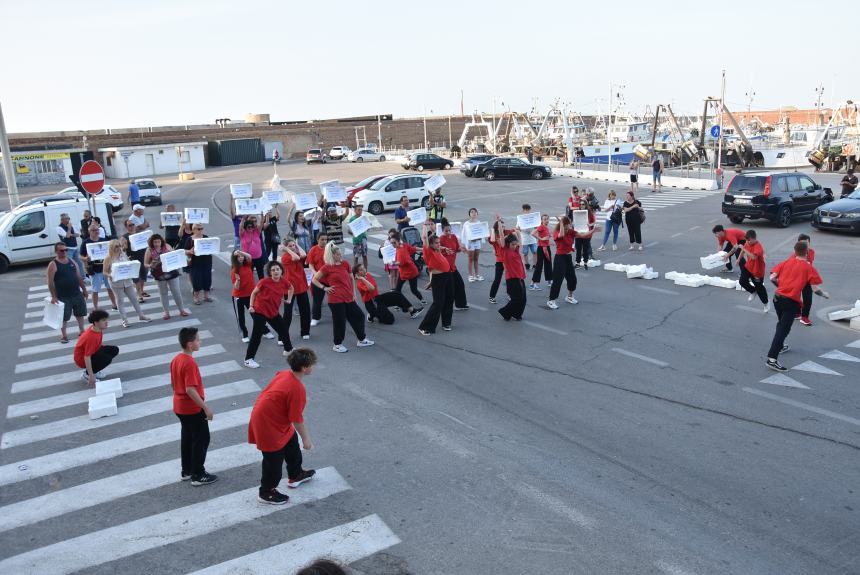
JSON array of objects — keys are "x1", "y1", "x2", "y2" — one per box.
[
  {"x1": 379, "y1": 155, "x2": 386, "y2": 162},
  {"x1": 776, "y1": 205, "x2": 792, "y2": 228},
  {"x1": 417, "y1": 165, "x2": 425, "y2": 171},
  {"x1": 465, "y1": 173, "x2": 472, "y2": 178},
  {"x1": 357, "y1": 157, "x2": 363, "y2": 163},
  {"x1": 484, "y1": 171, "x2": 496, "y2": 181},
  {"x1": 443, "y1": 163, "x2": 451, "y2": 170},
  {"x1": 0, "y1": 254, "x2": 9, "y2": 274},
  {"x1": 531, "y1": 170, "x2": 544, "y2": 180},
  {"x1": 728, "y1": 215, "x2": 744, "y2": 224},
  {"x1": 368, "y1": 201, "x2": 384, "y2": 216},
  {"x1": 421, "y1": 196, "x2": 431, "y2": 209}
]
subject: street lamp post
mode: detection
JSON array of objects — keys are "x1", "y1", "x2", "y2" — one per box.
[{"x1": 0, "y1": 100, "x2": 19, "y2": 207}]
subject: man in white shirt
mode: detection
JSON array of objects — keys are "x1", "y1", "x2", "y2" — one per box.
[{"x1": 129, "y1": 204, "x2": 150, "y2": 232}]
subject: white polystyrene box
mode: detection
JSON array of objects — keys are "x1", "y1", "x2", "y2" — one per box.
[
  {"x1": 643, "y1": 271, "x2": 659, "y2": 280},
  {"x1": 588, "y1": 260, "x2": 601, "y2": 267},
  {"x1": 850, "y1": 316, "x2": 860, "y2": 330},
  {"x1": 95, "y1": 378, "x2": 123, "y2": 399},
  {"x1": 828, "y1": 308, "x2": 860, "y2": 321},
  {"x1": 88, "y1": 393, "x2": 118, "y2": 420}
]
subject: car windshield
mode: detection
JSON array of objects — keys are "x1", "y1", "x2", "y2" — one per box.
[
  {"x1": 729, "y1": 175, "x2": 765, "y2": 193},
  {"x1": 354, "y1": 175, "x2": 384, "y2": 188},
  {"x1": 369, "y1": 177, "x2": 394, "y2": 191},
  {"x1": 137, "y1": 181, "x2": 157, "y2": 189},
  {"x1": 308, "y1": 149, "x2": 321, "y2": 154},
  {"x1": 848, "y1": 190, "x2": 860, "y2": 200}
]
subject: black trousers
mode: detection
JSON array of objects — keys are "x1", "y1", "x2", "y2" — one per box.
[
  {"x1": 252, "y1": 256, "x2": 266, "y2": 280},
  {"x1": 768, "y1": 296, "x2": 800, "y2": 359},
  {"x1": 245, "y1": 312, "x2": 291, "y2": 359},
  {"x1": 574, "y1": 238, "x2": 593, "y2": 264},
  {"x1": 549, "y1": 254, "x2": 576, "y2": 300},
  {"x1": 284, "y1": 292, "x2": 311, "y2": 337},
  {"x1": 365, "y1": 291, "x2": 414, "y2": 324},
  {"x1": 311, "y1": 283, "x2": 326, "y2": 320},
  {"x1": 260, "y1": 432, "x2": 303, "y2": 493},
  {"x1": 451, "y1": 270, "x2": 468, "y2": 308},
  {"x1": 232, "y1": 296, "x2": 251, "y2": 338},
  {"x1": 490, "y1": 262, "x2": 504, "y2": 298},
  {"x1": 329, "y1": 301, "x2": 366, "y2": 345},
  {"x1": 801, "y1": 283, "x2": 813, "y2": 317},
  {"x1": 396, "y1": 276, "x2": 423, "y2": 301},
  {"x1": 722, "y1": 241, "x2": 744, "y2": 271},
  {"x1": 90, "y1": 345, "x2": 119, "y2": 373},
  {"x1": 499, "y1": 278, "x2": 527, "y2": 320},
  {"x1": 626, "y1": 215, "x2": 642, "y2": 244},
  {"x1": 532, "y1": 246, "x2": 553, "y2": 283},
  {"x1": 176, "y1": 410, "x2": 210, "y2": 478},
  {"x1": 739, "y1": 267, "x2": 768, "y2": 304},
  {"x1": 419, "y1": 271, "x2": 454, "y2": 333}
]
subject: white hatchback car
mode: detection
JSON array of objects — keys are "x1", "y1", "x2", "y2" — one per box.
[
  {"x1": 348, "y1": 149, "x2": 386, "y2": 163},
  {"x1": 134, "y1": 178, "x2": 163, "y2": 206},
  {"x1": 351, "y1": 174, "x2": 431, "y2": 215},
  {"x1": 57, "y1": 184, "x2": 124, "y2": 211}
]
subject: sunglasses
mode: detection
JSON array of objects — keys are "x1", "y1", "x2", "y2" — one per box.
[{"x1": 56, "y1": 248, "x2": 68, "y2": 253}]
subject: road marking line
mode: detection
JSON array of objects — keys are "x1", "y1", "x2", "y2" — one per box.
[
  {"x1": 18, "y1": 318, "x2": 200, "y2": 355},
  {"x1": 468, "y1": 303, "x2": 488, "y2": 311},
  {"x1": 1, "y1": 379, "x2": 258, "y2": 450},
  {"x1": 522, "y1": 320, "x2": 567, "y2": 335},
  {"x1": 645, "y1": 241, "x2": 659, "y2": 247},
  {"x1": 742, "y1": 387, "x2": 860, "y2": 426},
  {"x1": 820, "y1": 349, "x2": 860, "y2": 363},
  {"x1": 503, "y1": 477, "x2": 593, "y2": 528},
  {"x1": 791, "y1": 361, "x2": 843, "y2": 376},
  {"x1": 760, "y1": 373, "x2": 810, "y2": 389},
  {"x1": 638, "y1": 285, "x2": 680, "y2": 296},
  {"x1": 688, "y1": 225, "x2": 700, "y2": 231},
  {"x1": 0, "y1": 407, "x2": 252, "y2": 487},
  {"x1": 611, "y1": 347, "x2": 669, "y2": 367},
  {"x1": 24, "y1": 300, "x2": 163, "y2": 322},
  {"x1": 25, "y1": 292, "x2": 164, "y2": 309},
  {"x1": 190, "y1": 514, "x2": 401, "y2": 575},
  {"x1": 734, "y1": 305, "x2": 765, "y2": 313},
  {"x1": 670, "y1": 232, "x2": 684, "y2": 238},
  {"x1": 0, "y1": 468, "x2": 350, "y2": 575},
  {"x1": 847, "y1": 339, "x2": 860, "y2": 349}
]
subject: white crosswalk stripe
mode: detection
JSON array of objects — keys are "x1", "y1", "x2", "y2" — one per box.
[{"x1": 18, "y1": 317, "x2": 201, "y2": 353}]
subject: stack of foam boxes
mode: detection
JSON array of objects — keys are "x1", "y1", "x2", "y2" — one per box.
[
  {"x1": 88, "y1": 378, "x2": 123, "y2": 420},
  {"x1": 665, "y1": 271, "x2": 739, "y2": 289},
  {"x1": 828, "y1": 300, "x2": 860, "y2": 331},
  {"x1": 700, "y1": 251, "x2": 728, "y2": 270},
  {"x1": 604, "y1": 262, "x2": 659, "y2": 280}
]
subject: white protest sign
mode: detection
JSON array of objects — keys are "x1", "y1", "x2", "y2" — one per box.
[
  {"x1": 324, "y1": 186, "x2": 347, "y2": 203},
  {"x1": 160, "y1": 212, "x2": 182, "y2": 227},
  {"x1": 111, "y1": 260, "x2": 140, "y2": 282},
  {"x1": 318, "y1": 180, "x2": 340, "y2": 194},
  {"x1": 159, "y1": 249, "x2": 186, "y2": 273},
  {"x1": 184, "y1": 208, "x2": 209, "y2": 224},
  {"x1": 425, "y1": 174, "x2": 446, "y2": 191},
  {"x1": 406, "y1": 206, "x2": 426, "y2": 226},
  {"x1": 193, "y1": 237, "x2": 220, "y2": 256},
  {"x1": 293, "y1": 192, "x2": 318, "y2": 211},
  {"x1": 381, "y1": 243, "x2": 397, "y2": 264},
  {"x1": 464, "y1": 221, "x2": 490, "y2": 241},
  {"x1": 258, "y1": 196, "x2": 272, "y2": 214},
  {"x1": 230, "y1": 183, "x2": 253, "y2": 199},
  {"x1": 304, "y1": 268, "x2": 314, "y2": 286},
  {"x1": 235, "y1": 198, "x2": 262, "y2": 216},
  {"x1": 517, "y1": 212, "x2": 541, "y2": 230},
  {"x1": 572, "y1": 210, "x2": 589, "y2": 233},
  {"x1": 129, "y1": 230, "x2": 152, "y2": 252},
  {"x1": 42, "y1": 298, "x2": 64, "y2": 330},
  {"x1": 85, "y1": 241, "x2": 110, "y2": 262},
  {"x1": 264, "y1": 189, "x2": 285, "y2": 205},
  {"x1": 348, "y1": 215, "x2": 371, "y2": 237}
]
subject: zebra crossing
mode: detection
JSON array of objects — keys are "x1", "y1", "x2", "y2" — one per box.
[
  {"x1": 1, "y1": 283, "x2": 400, "y2": 573},
  {"x1": 635, "y1": 188, "x2": 723, "y2": 212}
]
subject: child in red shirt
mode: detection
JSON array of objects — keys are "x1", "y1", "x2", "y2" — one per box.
[
  {"x1": 737, "y1": 229, "x2": 769, "y2": 311},
  {"x1": 393, "y1": 236, "x2": 425, "y2": 303},
  {"x1": 244, "y1": 261, "x2": 294, "y2": 369},
  {"x1": 797, "y1": 233, "x2": 816, "y2": 325},
  {"x1": 547, "y1": 215, "x2": 578, "y2": 309},
  {"x1": 74, "y1": 309, "x2": 119, "y2": 386},
  {"x1": 231, "y1": 250, "x2": 256, "y2": 342},
  {"x1": 281, "y1": 239, "x2": 311, "y2": 339},
  {"x1": 488, "y1": 218, "x2": 508, "y2": 303},
  {"x1": 418, "y1": 222, "x2": 454, "y2": 335},
  {"x1": 713, "y1": 224, "x2": 746, "y2": 273},
  {"x1": 439, "y1": 218, "x2": 469, "y2": 310},
  {"x1": 498, "y1": 229, "x2": 527, "y2": 321},
  {"x1": 171, "y1": 326, "x2": 216, "y2": 485},
  {"x1": 531, "y1": 213, "x2": 553, "y2": 287},
  {"x1": 354, "y1": 263, "x2": 423, "y2": 324},
  {"x1": 249, "y1": 348, "x2": 318, "y2": 505},
  {"x1": 306, "y1": 233, "x2": 328, "y2": 325}
]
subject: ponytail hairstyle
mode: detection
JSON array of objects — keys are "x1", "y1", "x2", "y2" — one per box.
[
  {"x1": 555, "y1": 216, "x2": 571, "y2": 233},
  {"x1": 323, "y1": 241, "x2": 341, "y2": 265}
]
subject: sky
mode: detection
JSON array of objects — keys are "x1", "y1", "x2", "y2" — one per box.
[{"x1": 1, "y1": 0, "x2": 857, "y2": 133}]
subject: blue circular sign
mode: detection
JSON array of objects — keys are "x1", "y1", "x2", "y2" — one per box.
[{"x1": 710, "y1": 125, "x2": 721, "y2": 138}]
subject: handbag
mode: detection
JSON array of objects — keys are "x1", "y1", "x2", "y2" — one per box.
[
  {"x1": 610, "y1": 207, "x2": 622, "y2": 224},
  {"x1": 639, "y1": 209, "x2": 646, "y2": 224}
]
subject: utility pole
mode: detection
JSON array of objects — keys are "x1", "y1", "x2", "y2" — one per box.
[
  {"x1": 492, "y1": 97, "x2": 497, "y2": 153},
  {"x1": 460, "y1": 89, "x2": 464, "y2": 117},
  {"x1": 717, "y1": 69, "x2": 726, "y2": 175},
  {"x1": 377, "y1": 114, "x2": 383, "y2": 150},
  {"x1": 422, "y1": 107, "x2": 428, "y2": 151},
  {"x1": 0, "y1": 100, "x2": 20, "y2": 208},
  {"x1": 608, "y1": 83, "x2": 613, "y2": 170}
]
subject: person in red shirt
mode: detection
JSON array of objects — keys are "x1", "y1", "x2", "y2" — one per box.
[
  {"x1": 171, "y1": 326, "x2": 217, "y2": 486},
  {"x1": 249, "y1": 348, "x2": 318, "y2": 505},
  {"x1": 497, "y1": 227, "x2": 527, "y2": 321},
  {"x1": 574, "y1": 204, "x2": 597, "y2": 268},
  {"x1": 439, "y1": 218, "x2": 469, "y2": 310},
  {"x1": 244, "y1": 261, "x2": 294, "y2": 369},
  {"x1": 547, "y1": 215, "x2": 577, "y2": 309},
  {"x1": 797, "y1": 233, "x2": 816, "y2": 325},
  {"x1": 531, "y1": 213, "x2": 553, "y2": 289},
  {"x1": 766, "y1": 241, "x2": 829, "y2": 371},
  {"x1": 712, "y1": 225, "x2": 746, "y2": 273},
  {"x1": 312, "y1": 242, "x2": 374, "y2": 353},
  {"x1": 488, "y1": 218, "x2": 508, "y2": 304},
  {"x1": 74, "y1": 309, "x2": 119, "y2": 386},
  {"x1": 306, "y1": 233, "x2": 328, "y2": 326},
  {"x1": 231, "y1": 250, "x2": 256, "y2": 342},
  {"x1": 418, "y1": 222, "x2": 454, "y2": 335},
  {"x1": 281, "y1": 239, "x2": 311, "y2": 340},
  {"x1": 354, "y1": 263, "x2": 423, "y2": 324},
  {"x1": 737, "y1": 229, "x2": 769, "y2": 311},
  {"x1": 393, "y1": 235, "x2": 425, "y2": 304}
]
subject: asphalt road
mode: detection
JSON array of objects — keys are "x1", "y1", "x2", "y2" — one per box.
[{"x1": 1, "y1": 159, "x2": 859, "y2": 574}]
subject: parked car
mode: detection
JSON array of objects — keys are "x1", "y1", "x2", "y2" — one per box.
[
  {"x1": 134, "y1": 178, "x2": 162, "y2": 206},
  {"x1": 329, "y1": 146, "x2": 352, "y2": 161},
  {"x1": 346, "y1": 174, "x2": 391, "y2": 204},
  {"x1": 348, "y1": 149, "x2": 386, "y2": 163},
  {"x1": 351, "y1": 174, "x2": 431, "y2": 216},
  {"x1": 400, "y1": 152, "x2": 420, "y2": 169},
  {"x1": 473, "y1": 157, "x2": 553, "y2": 181},
  {"x1": 721, "y1": 172, "x2": 833, "y2": 228},
  {"x1": 306, "y1": 149, "x2": 327, "y2": 164},
  {"x1": 812, "y1": 189, "x2": 860, "y2": 233},
  {"x1": 54, "y1": 184, "x2": 124, "y2": 211},
  {"x1": 407, "y1": 153, "x2": 454, "y2": 171},
  {"x1": 459, "y1": 154, "x2": 497, "y2": 177}
]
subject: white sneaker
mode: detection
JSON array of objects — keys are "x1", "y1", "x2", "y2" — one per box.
[
  {"x1": 597, "y1": 245, "x2": 606, "y2": 251},
  {"x1": 310, "y1": 319, "x2": 320, "y2": 327},
  {"x1": 612, "y1": 245, "x2": 617, "y2": 251},
  {"x1": 565, "y1": 296, "x2": 578, "y2": 304},
  {"x1": 528, "y1": 284, "x2": 536, "y2": 291},
  {"x1": 244, "y1": 358, "x2": 260, "y2": 369},
  {"x1": 763, "y1": 302, "x2": 771, "y2": 314},
  {"x1": 468, "y1": 275, "x2": 476, "y2": 282},
  {"x1": 475, "y1": 275, "x2": 484, "y2": 281},
  {"x1": 547, "y1": 300, "x2": 559, "y2": 310},
  {"x1": 332, "y1": 344, "x2": 348, "y2": 353},
  {"x1": 283, "y1": 350, "x2": 292, "y2": 356},
  {"x1": 532, "y1": 283, "x2": 543, "y2": 291},
  {"x1": 748, "y1": 293, "x2": 755, "y2": 302},
  {"x1": 241, "y1": 336, "x2": 250, "y2": 343},
  {"x1": 277, "y1": 340, "x2": 283, "y2": 346},
  {"x1": 629, "y1": 245, "x2": 635, "y2": 250},
  {"x1": 302, "y1": 335, "x2": 310, "y2": 340},
  {"x1": 638, "y1": 246, "x2": 643, "y2": 251},
  {"x1": 263, "y1": 332, "x2": 275, "y2": 340},
  {"x1": 356, "y1": 338, "x2": 375, "y2": 347}
]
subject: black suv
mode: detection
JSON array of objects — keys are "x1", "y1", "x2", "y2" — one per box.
[
  {"x1": 459, "y1": 154, "x2": 497, "y2": 177},
  {"x1": 721, "y1": 172, "x2": 833, "y2": 228}
]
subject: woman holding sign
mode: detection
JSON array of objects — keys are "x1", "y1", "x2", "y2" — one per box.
[
  {"x1": 498, "y1": 229, "x2": 527, "y2": 321},
  {"x1": 417, "y1": 222, "x2": 454, "y2": 335},
  {"x1": 145, "y1": 234, "x2": 189, "y2": 320},
  {"x1": 182, "y1": 224, "x2": 213, "y2": 305},
  {"x1": 281, "y1": 239, "x2": 312, "y2": 341},
  {"x1": 547, "y1": 216, "x2": 578, "y2": 310},
  {"x1": 103, "y1": 239, "x2": 151, "y2": 328},
  {"x1": 245, "y1": 261, "x2": 295, "y2": 368},
  {"x1": 460, "y1": 208, "x2": 484, "y2": 282}
]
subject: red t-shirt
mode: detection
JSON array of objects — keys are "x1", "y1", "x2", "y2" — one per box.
[
  {"x1": 742, "y1": 240, "x2": 765, "y2": 278},
  {"x1": 535, "y1": 224, "x2": 551, "y2": 248},
  {"x1": 281, "y1": 253, "x2": 309, "y2": 295},
  {"x1": 553, "y1": 229, "x2": 575, "y2": 255},
  {"x1": 439, "y1": 234, "x2": 460, "y2": 271},
  {"x1": 248, "y1": 370, "x2": 307, "y2": 452},
  {"x1": 489, "y1": 237, "x2": 505, "y2": 262},
  {"x1": 356, "y1": 272, "x2": 379, "y2": 303},
  {"x1": 306, "y1": 245, "x2": 325, "y2": 271},
  {"x1": 231, "y1": 260, "x2": 255, "y2": 298},
  {"x1": 720, "y1": 228, "x2": 746, "y2": 247},
  {"x1": 74, "y1": 327, "x2": 103, "y2": 368},
  {"x1": 253, "y1": 277, "x2": 291, "y2": 318},
  {"x1": 772, "y1": 257, "x2": 823, "y2": 303},
  {"x1": 423, "y1": 246, "x2": 450, "y2": 273},
  {"x1": 502, "y1": 246, "x2": 526, "y2": 279},
  {"x1": 318, "y1": 261, "x2": 355, "y2": 303},
  {"x1": 396, "y1": 244, "x2": 419, "y2": 280},
  {"x1": 807, "y1": 247, "x2": 815, "y2": 264},
  {"x1": 171, "y1": 352, "x2": 204, "y2": 415}
]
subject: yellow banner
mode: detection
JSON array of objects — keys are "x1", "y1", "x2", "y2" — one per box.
[{"x1": 11, "y1": 152, "x2": 70, "y2": 161}]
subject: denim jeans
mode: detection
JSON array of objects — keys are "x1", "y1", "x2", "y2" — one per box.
[{"x1": 602, "y1": 221, "x2": 620, "y2": 246}]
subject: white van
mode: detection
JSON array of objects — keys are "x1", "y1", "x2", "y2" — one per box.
[{"x1": 0, "y1": 197, "x2": 116, "y2": 273}]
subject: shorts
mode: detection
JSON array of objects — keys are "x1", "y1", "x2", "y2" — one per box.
[
  {"x1": 467, "y1": 239, "x2": 482, "y2": 251},
  {"x1": 630, "y1": 174, "x2": 638, "y2": 183},
  {"x1": 520, "y1": 243, "x2": 537, "y2": 255},
  {"x1": 653, "y1": 172, "x2": 662, "y2": 183},
  {"x1": 352, "y1": 238, "x2": 368, "y2": 257},
  {"x1": 384, "y1": 262, "x2": 399, "y2": 273},
  {"x1": 135, "y1": 259, "x2": 148, "y2": 283},
  {"x1": 60, "y1": 293, "x2": 87, "y2": 321},
  {"x1": 91, "y1": 272, "x2": 108, "y2": 293}
]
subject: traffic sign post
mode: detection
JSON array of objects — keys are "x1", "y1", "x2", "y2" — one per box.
[{"x1": 710, "y1": 125, "x2": 721, "y2": 138}]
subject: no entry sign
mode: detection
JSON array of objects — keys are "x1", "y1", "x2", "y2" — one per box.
[{"x1": 78, "y1": 161, "x2": 105, "y2": 195}]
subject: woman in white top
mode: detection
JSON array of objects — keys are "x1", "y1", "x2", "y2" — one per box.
[
  {"x1": 629, "y1": 159, "x2": 640, "y2": 193},
  {"x1": 103, "y1": 238, "x2": 151, "y2": 328},
  {"x1": 598, "y1": 190, "x2": 623, "y2": 251},
  {"x1": 459, "y1": 208, "x2": 484, "y2": 282}
]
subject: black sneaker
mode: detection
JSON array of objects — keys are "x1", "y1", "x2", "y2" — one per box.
[
  {"x1": 287, "y1": 469, "x2": 316, "y2": 488},
  {"x1": 258, "y1": 488, "x2": 289, "y2": 505},
  {"x1": 410, "y1": 307, "x2": 424, "y2": 319},
  {"x1": 780, "y1": 344, "x2": 790, "y2": 353},
  {"x1": 454, "y1": 305, "x2": 470, "y2": 311},
  {"x1": 442, "y1": 325, "x2": 452, "y2": 331},
  {"x1": 418, "y1": 328, "x2": 432, "y2": 335},
  {"x1": 766, "y1": 359, "x2": 788, "y2": 372},
  {"x1": 191, "y1": 472, "x2": 219, "y2": 486}
]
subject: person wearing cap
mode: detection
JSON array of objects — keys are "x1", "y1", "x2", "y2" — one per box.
[
  {"x1": 322, "y1": 204, "x2": 349, "y2": 245},
  {"x1": 840, "y1": 168, "x2": 858, "y2": 198},
  {"x1": 129, "y1": 204, "x2": 150, "y2": 231},
  {"x1": 347, "y1": 203, "x2": 369, "y2": 268},
  {"x1": 128, "y1": 179, "x2": 140, "y2": 206}
]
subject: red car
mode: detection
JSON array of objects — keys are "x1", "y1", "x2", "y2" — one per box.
[{"x1": 346, "y1": 174, "x2": 390, "y2": 204}]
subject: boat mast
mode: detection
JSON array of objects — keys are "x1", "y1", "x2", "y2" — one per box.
[
  {"x1": 717, "y1": 70, "x2": 726, "y2": 174},
  {"x1": 608, "y1": 83, "x2": 613, "y2": 169}
]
